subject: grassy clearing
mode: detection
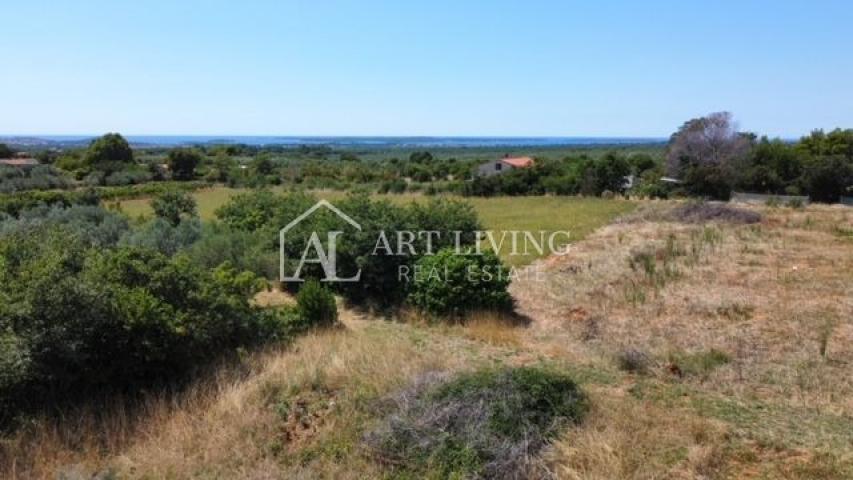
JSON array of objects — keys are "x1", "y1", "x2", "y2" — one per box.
[
  {"x1": 112, "y1": 186, "x2": 634, "y2": 266},
  {"x1": 113, "y1": 186, "x2": 244, "y2": 220}
]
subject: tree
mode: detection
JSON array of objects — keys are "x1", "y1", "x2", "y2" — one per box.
[
  {"x1": 628, "y1": 153, "x2": 657, "y2": 175},
  {"x1": 798, "y1": 129, "x2": 853, "y2": 158},
  {"x1": 409, "y1": 151, "x2": 434, "y2": 164},
  {"x1": 167, "y1": 148, "x2": 201, "y2": 181},
  {"x1": 253, "y1": 155, "x2": 274, "y2": 175},
  {"x1": 206, "y1": 152, "x2": 235, "y2": 182},
  {"x1": 666, "y1": 112, "x2": 751, "y2": 176},
  {"x1": 0, "y1": 143, "x2": 13, "y2": 159},
  {"x1": 85, "y1": 133, "x2": 133, "y2": 166},
  {"x1": 666, "y1": 112, "x2": 751, "y2": 199},
  {"x1": 737, "y1": 137, "x2": 804, "y2": 194},
  {"x1": 802, "y1": 156, "x2": 853, "y2": 203},
  {"x1": 151, "y1": 190, "x2": 197, "y2": 226},
  {"x1": 593, "y1": 153, "x2": 631, "y2": 194}
]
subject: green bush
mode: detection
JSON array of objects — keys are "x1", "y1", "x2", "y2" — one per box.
[
  {"x1": 365, "y1": 366, "x2": 588, "y2": 479},
  {"x1": 295, "y1": 280, "x2": 338, "y2": 329},
  {"x1": 407, "y1": 248, "x2": 513, "y2": 317}
]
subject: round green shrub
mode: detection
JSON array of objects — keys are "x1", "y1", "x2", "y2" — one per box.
[
  {"x1": 407, "y1": 248, "x2": 513, "y2": 317},
  {"x1": 296, "y1": 279, "x2": 338, "y2": 328}
]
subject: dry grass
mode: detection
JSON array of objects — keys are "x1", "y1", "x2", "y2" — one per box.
[
  {"x1": 461, "y1": 311, "x2": 526, "y2": 347},
  {"x1": 510, "y1": 202, "x2": 853, "y2": 478},
  {"x1": 546, "y1": 391, "x2": 728, "y2": 480}
]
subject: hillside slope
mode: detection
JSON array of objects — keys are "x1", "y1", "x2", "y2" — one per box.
[{"x1": 3, "y1": 202, "x2": 851, "y2": 479}]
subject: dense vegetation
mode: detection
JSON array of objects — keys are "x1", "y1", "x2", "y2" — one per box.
[
  {"x1": 0, "y1": 204, "x2": 289, "y2": 423},
  {"x1": 214, "y1": 189, "x2": 498, "y2": 306},
  {"x1": 664, "y1": 113, "x2": 853, "y2": 201},
  {"x1": 0, "y1": 186, "x2": 514, "y2": 424}
]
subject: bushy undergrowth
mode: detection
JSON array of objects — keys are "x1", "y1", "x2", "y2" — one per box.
[
  {"x1": 365, "y1": 366, "x2": 588, "y2": 479},
  {"x1": 0, "y1": 165, "x2": 70, "y2": 193},
  {"x1": 0, "y1": 223, "x2": 285, "y2": 424},
  {"x1": 0, "y1": 181, "x2": 209, "y2": 217}
]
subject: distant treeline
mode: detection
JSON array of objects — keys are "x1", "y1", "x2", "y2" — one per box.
[{"x1": 1, "y1": 115, "x2": 851, "y2": 202}]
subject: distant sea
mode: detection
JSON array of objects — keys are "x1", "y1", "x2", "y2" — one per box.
[{"x1": 4, "y1": 135, "x2": 666, "y2": 148}]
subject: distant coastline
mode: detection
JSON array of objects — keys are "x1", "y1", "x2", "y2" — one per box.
[{"x1": 0, "y1": 135, "x2": 667, "y2": 149}]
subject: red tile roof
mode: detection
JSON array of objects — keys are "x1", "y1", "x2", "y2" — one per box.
[
  {"x1": 0, "y1": 158, "x2": 39, "y2": 166},
  {"x1": 501, "y1": 156, "x2": 534, "y2": 168}
]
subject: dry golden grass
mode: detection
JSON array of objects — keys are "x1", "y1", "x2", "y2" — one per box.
[
  {"x1": 460, "y1": 311, "x2": 525, "y2": 348},
  {"x1": 510, "y1": 202, "x2": 853, "y2": 478},
  {"x1": 546, "y1": 390, "x2": 729, "y2": 480}
]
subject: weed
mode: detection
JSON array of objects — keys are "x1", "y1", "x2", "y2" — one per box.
[
  {"x1": 716, "y1": 302, "x2": 754, "y2": 321},
  {"x1": 817, "y1": 316, "x2": 837, "y2": 359},
  {"x1": 669, "y1": 349, "x2": 731, "y2": 379},
  {"x1": 616, "y1": 347, "x2": 651, "y2": 374}
]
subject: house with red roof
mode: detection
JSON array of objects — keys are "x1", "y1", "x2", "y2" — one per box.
[
  {"x1": 0, "y1": 158, "x2": 39, "y2": 169},
  {"x1": 475, "y1": 155, "x2": 534, "y2": 177}
]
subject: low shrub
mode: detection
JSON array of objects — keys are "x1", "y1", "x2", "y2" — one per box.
[
  {"x1": 365, "y1": 366, "x2": 588, "y2": 479},
  {"x1": 407, "y1": 248, "x2": 513, "y2": 317},
  {"x1": 295, "y1": 279, "x2": 338, "y2": 329}
]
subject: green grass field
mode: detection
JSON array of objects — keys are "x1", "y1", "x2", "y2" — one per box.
[{"x1": 113, "y1": 187, "x2": 634, "y2": 265}]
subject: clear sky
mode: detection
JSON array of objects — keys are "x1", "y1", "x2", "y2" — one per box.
[{"x1": 1, "y1": 0, "x2": 851, "y2": 138}]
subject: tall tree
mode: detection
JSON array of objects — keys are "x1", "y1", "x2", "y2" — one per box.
[
  {"x1": 665, "y1": 112, "x2": 751, "y2": 199},
  {"x1": 167, "y1": 148, "x2": 201, "y2": 181},
  {"x1": 85, "y1": 133, "x2": 133, "y2": 166},
  {"x1": 665, "y1": 112, "x2": 751, "y2": 176},
  {"x1": 0, "y1": 143, "x2": 13, "y2": 159}
]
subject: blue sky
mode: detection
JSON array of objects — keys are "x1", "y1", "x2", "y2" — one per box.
[{"x1": 1, "y1": 1, "x2": 851, "y2": 137}]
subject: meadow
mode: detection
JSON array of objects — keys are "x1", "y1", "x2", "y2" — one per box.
[{"x1": 113, "y1": 187, "x2": 635, "y2": 265}]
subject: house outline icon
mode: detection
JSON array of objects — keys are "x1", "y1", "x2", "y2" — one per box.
[{"x1": 279, "y1": 200, "x2": 362, "y2": 282}]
